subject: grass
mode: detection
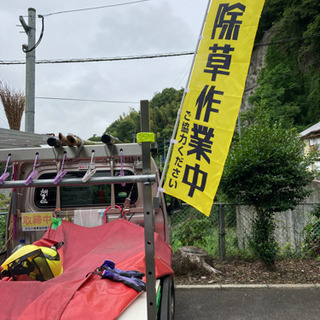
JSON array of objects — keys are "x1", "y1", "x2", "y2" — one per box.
[
  {"x1": 170, "y1": 216, "x2": 304, "y2": 260},
  {"x1": 171, "y1": 225, "x2": 241, "y2": 259}
]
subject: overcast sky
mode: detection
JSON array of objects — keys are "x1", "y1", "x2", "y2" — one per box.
[{"x1": 1, "y1": 0, "x2": 209, "y2": 140}]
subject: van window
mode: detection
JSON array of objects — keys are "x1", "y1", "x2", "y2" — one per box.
[{"x1": 34, "y1": 170, "x2": 138, "y2": 208}]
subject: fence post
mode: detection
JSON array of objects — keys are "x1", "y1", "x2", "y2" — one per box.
[{"x1": 218, "y1": 204, "x2": 226, "y2": 261}]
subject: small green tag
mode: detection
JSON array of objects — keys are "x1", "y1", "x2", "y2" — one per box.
[
  {"x1": 136, "y1": 132, "x2": 155, "y2": 143},
  {"x1": 51, "y1": 217, "x2": 62, "y2": 230},
  {"x1": 118, "y1": 192, "x2": 127, "y2": 198}
]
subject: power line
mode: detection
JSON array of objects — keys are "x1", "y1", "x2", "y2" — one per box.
[
  {"x1": 0, "y1": 51, "x2": 194, "y2": 65},
  {"x1": 36, "y1": 96, "x2": 139, "y2": 104},
  {"x1": 42, "y1": 0, "x2": 151, "y2": 17},
  {"x1": 254, "y1": 33, "x2": 320, "y2": 47},
  {"x1": 1, "y1": 33, "x2": 319, "y2": 66}
]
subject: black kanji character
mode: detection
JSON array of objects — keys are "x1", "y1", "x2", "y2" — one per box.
[
  {"x1": 181, "y1": 121, "x2": 190, "y2": 134},
  {"x1": 182, "y1": 163, "x2": 207, "y2": 197},
  {"x1": 187, "y1": 124, "x2": 214, "y2": 163},
  {"x1": 211, "y1": 3, "x2": 246, "y2": 40},
  {"x1": 178, "y1": 133, "x2": 188, "y2": 145},
  {"x1": 204, "y1": 43, "x2": 234, "y2": 81},
  {"x1": 196, "y1": 85, "x2": 224, "y2": 122}
]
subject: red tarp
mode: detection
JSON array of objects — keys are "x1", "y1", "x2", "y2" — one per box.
[{"x1": 0, "y1": 219, "x2": 173, "y2": 320}]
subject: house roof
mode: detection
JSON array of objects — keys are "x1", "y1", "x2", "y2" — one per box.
[
  {"x1": 300, "y1": 121, "x2": 320, "y2": 138},
  {"x1": 0, "y1": 128, "x2": 48, "y2": 149}
]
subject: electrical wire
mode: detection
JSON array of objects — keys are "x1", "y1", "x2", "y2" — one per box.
[
  {"x1": 174, "y1": 56, "x2": 194, "y2": 89},
  {"x1": 19, "y1": 1, "x2": 150, "y2": 52},
  {"x1": 0, "y1": 51, "x2": 194, "y2": 65},
  {"x1": 42, "y1": 0, "x2": 151, "y2": 17},
  {"x1": 35, "y1": 96, "x2": 139, "y2": 104},
  {"x1": 254, "y1": 33, "x2": 320, "y2": 47},
  {"x1": 22, "y1": 15, "x2": 45, "y2": 53},
  {"x1": 1, "y1": 33, "x2": 319, "y2": 66}
]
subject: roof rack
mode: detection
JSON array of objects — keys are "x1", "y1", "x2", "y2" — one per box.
[{"x1": 0, "y1": 143, "x2": 143, "y2": 162}]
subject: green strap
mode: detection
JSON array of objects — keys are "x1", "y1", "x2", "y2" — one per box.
[
  {"x1": 51, "y1": 217, "x2": 62, "y2": 230},
  {"x1": 136, "y1": 132, "x2": 155, "y2": 143}
]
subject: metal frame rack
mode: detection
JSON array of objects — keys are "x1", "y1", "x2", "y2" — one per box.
[{"x1": 0, "y1": 101, "x2": 158, "y2": 319}]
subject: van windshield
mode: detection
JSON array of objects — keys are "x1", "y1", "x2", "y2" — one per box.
[{"x1": 34, "y1": 170, "x2": 138, "y2": 208}]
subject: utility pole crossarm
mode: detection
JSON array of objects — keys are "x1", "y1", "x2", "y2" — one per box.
[{"x1": 19, "y1": 16, "x2": 31, "y2": 34}]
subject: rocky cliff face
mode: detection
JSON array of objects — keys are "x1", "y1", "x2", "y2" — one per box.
[{"x1": 240, "y1": 26, "x2": 276, "y2": 112}]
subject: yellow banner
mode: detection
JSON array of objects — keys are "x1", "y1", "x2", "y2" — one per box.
[
  {"x1": 22, "y1": 212, "x2": 52, "y2": 231},
  {"x1": 164, "y1": 0, "x2": 265, "y2": 216}
]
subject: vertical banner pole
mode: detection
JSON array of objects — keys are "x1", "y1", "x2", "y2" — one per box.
[
  {"x1": 140, "y1": 100, "x2": 157, "y2": 319},
  {"x1": 157, "y1": 0, "x2": 212, "y2": 196},
  {"x1": 163, "y1": 0, "x2": 266, "y2": 216}
]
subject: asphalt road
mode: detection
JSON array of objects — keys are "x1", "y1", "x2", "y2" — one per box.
[{"x1": 175, "y1": 286, "x2": 320, "y2": 320}]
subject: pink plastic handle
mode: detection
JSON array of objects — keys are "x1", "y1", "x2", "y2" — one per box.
[
  {"x1": 53, "y1": 169, "x2": 67, "y2": 184},
  {"x1": 53, "y1": 152, "x2": 67, "y2": 184},
  {"x1": 25, "y1": 170, "x2": 38, "y2": 186},
  {"x1": 103, "y1": 205, "x2": 124, "y2": 223},
  {"x1": 0, "y1": 154, "x2": 11, "y2": 184},
  {"x1": 0, "y1": 172, "x2": 10, "y2": 184},
  {"x1": 24, "y1": 153, "x2": 39, "y2": 185}
]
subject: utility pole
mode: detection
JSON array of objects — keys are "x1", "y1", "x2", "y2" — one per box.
[{"x1": 19, "y1": 8, "x2": 36, "y2": 133}]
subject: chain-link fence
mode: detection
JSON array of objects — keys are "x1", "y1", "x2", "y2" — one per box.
[
  {"x1": 169, "y1": 203, "x2": 320, "y2": 259},
  {"x1": 1, "y1": 203, "x2": 319, "y2": 260},
  {"x1": 169, "y1": 203, "x2": 238, "y2": 259}
]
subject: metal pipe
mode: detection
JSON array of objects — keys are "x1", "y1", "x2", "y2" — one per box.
[
  {"x1": 0, "y1": 174, "x2": 156, "y2": 189},
  {"x1": 140, "y1": 100, "x2": 157, "y2": 320},
  {"x1": 218, "y1": 204, "x2": 226, "y2": 261}
]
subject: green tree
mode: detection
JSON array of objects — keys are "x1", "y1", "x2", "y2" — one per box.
[
  {"x1": 105, "y1": 108, "x2": 140, "y2": 143},
  {"x1": 104, "y1": 88, "x2": 183, "y2": 148},
  {"x1": 220, "y1": 107, "x2": 316, "y2": 269},
  {"x1": 255, "y1": 0, "x2": 287, "y2": 42},
  {"x1": 248, "y1": 59, "x2": 303, "y2": 128},
  {"x1": 150, "y1": 88, "x2": 183, "y2": 138}
]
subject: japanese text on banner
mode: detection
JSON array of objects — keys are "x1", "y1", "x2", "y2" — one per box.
[
  {"x1": 164, "y1": 0, "x2": 265, "y2": 216},
  {"x1": 22, "y1": 212, "x2": 52, "y2": 231}
]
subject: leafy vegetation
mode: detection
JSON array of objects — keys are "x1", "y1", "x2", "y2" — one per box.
[
  {"x1": 249, "y1": 0, "x2": 320, "y2": 132},
  {"x1": 303, "y1": 217, "x2": 320, "y2": 257},
  {"x1": 103, "y1": 88, "x2": 183, "y2": 155},
  {"x1": 170, "y1": 206, "x2": 240, "y2": 258},
  {"x1": 0, "y1": 193, "x2": 9, "y2": 250},
  {"x1": 220, "y1": 108, "x2": 317, "y2": 269},
  {"x1": 103, "y1": 107, "x2": 140, "y2": 143},
  {"x1": 0, "y1": 215, "x2": 6, "y2": 249},
  {"x1": 221, "y1": 108, "x2": 317, "y2": 214},
  {"x1": 303, "y1": 204, "x2": 320, "y2": 256},
  {"x1": 149, "y1": 88, "x2": 183, "y2": 143}
]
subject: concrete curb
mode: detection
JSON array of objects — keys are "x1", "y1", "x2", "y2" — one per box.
[{"x1": 176, "y1": 283, "x2": 320, "y2": 290}]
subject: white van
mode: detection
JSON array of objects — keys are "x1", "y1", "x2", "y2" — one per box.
[{"x1": 0, "y1": 126, "x2": 174, "y2": 319}]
